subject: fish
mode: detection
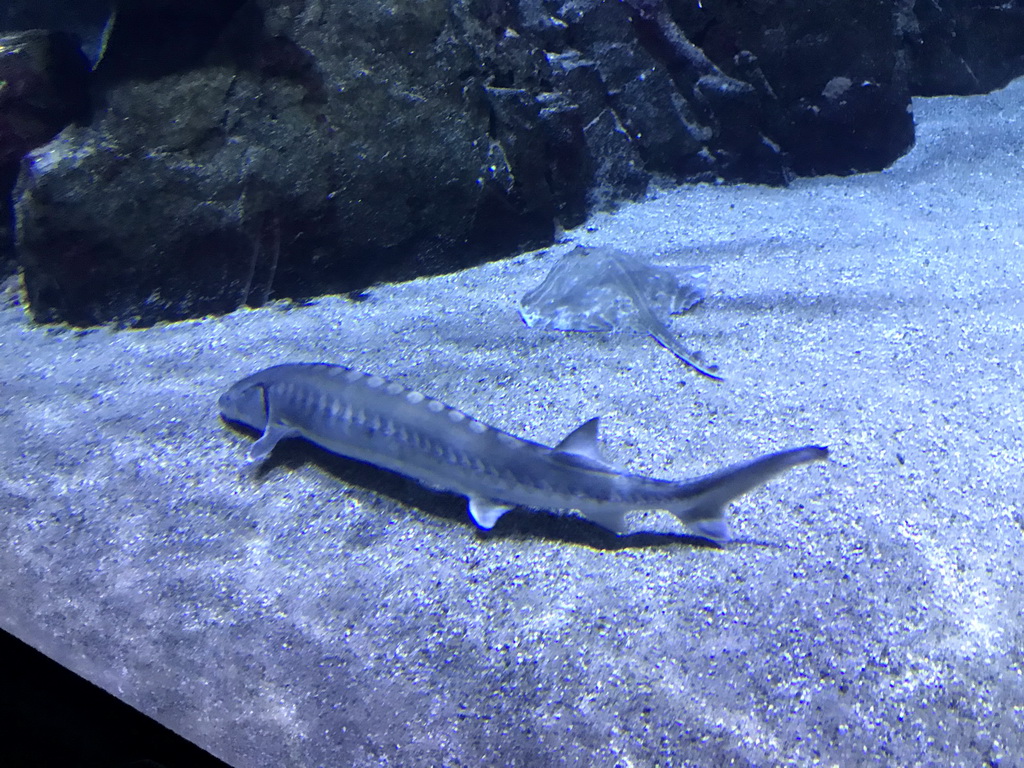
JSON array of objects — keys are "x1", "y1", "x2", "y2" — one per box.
[
  {"x1": 219, "y1": 363, "x2": 828, "y2": 540},
  {"x1": 520, "y1": 245, "x2": 723, "y2": 380}
]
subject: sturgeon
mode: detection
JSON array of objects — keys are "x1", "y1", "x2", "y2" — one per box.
[{"x1": 219, "y1": 363, "x2": 828, "y2": 540}]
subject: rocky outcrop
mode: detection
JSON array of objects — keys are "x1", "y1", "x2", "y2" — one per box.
[
  {"x1": 904, "y1": 0, "x2": 1024, "y2": 95},
  {"x1": 1, "y1": 0, "x2": 1018, "y2": 325},
  {"x1": 0, "y1": 30, "x2": 90, "y2": 277}
]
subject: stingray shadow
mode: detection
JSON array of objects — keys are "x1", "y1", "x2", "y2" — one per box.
[{"x1": 713, "y1": 289, "x2": 904, "y2": 316}]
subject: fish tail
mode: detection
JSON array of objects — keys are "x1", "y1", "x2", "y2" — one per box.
[
  {"x1": 668, "y1": 445, "x2": 829, "y2": 541},
  {"x1": 673, "y1": 503, "x2": 732, "y2": 542}
]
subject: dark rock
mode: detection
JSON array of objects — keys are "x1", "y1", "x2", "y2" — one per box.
[
  {"x1": 0, "y1": 30, "x2": 91, "y2": 277},
  {"x1": 0, "y1": 30, "x2": 90, "y2": 166},
  {"x1": 0, "y1": 0, "x2": 113, "y2": 66},
  {"x1": 1, "y1": 165, "x2": 16, "y2": 279},
  {"x1": 10, "y1": 0, "x2": 919, "y2": 326},
  {"x1": 673, "y1": 0, "x2": 914, "y2": 178},
  {"x1": 15, "y1": 120, "x2": 264, "y2": 326},
  {"x1": 788, "y1": 76, "x2": 915, "y2": 177},
  {"x1": 94, "y1": 0, "x2": 249, "y2": 82},
  {"x1": 906, "y1": 0, "x2": 1024, "y2": 95},
  {"x1": 15, "y1": 1, "x2": 585, "y2": 326}
]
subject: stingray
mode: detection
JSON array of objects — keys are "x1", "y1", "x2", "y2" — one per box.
[{"x1": 519, "y1": 245, "x2": 722, "y2": 380}]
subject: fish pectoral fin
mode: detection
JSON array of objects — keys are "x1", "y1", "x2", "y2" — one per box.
[
  {"x1": 248, "y1": 421, "x2": 300, "y2": 463},
  {"x1": 468, "y1": 496, "x2": 515, "y2": 529}
]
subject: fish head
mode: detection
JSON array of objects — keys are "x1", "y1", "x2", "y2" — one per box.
[{"x1": 218, "y1": 375, "x2": 270, "y2": 431}]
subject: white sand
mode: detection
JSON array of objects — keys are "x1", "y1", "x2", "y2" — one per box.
[{"x1": 1, "y1": 78, "x2": 1021, "y2": 765}]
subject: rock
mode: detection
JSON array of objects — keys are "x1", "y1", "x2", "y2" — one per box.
[
  {"x1": 906, "y1": 0, "x2": 1024, "y2": 95},
  {"x1": 0, "y1": 30, "x2": 90, "y2": 276},
  {"x1": 0, "y1": 0, "x2": 950, "y2": 326},
  {"x1": 0, "y1": 30, "x2": 89, "y2": 166},
  {"x1": 0, "y1": 1, "x2": 113, "y2": 66}
]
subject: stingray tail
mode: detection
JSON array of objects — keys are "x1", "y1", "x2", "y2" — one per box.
[{"x1": 650, "y1": 331, "x2": 724, "y2": 381}]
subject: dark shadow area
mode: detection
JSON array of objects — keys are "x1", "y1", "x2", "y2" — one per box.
[
  {"x1": 0, "y1": 29, "x2": 92, "y2": 278},
  {"x1": 0, "y1": 627, "x2": 229, "y2": 768},
  {"x1": 93, "y1": 0, "x2": 249, "y2": 84},
  {"x1": 712, "y1": 288, "x2": 904, "y2": 317},
  {"x1": 0, "y1": 162, "x2": 17, "y2": 277},
  {"x1": 228, "y1": 421, "x2": 726, "y2": 552}
]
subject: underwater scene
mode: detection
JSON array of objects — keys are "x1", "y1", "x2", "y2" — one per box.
[{"x1": 1, "y1": 1, "x2": 1023, "y2": 766}]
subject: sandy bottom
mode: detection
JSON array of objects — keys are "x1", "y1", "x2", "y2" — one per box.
[{"x1": 1, "y1": 78, "x2": 1022, "y2": 766}]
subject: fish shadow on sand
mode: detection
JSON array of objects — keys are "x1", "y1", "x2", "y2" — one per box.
[{"x1": 234, "y1": 426, "x2": 732, "y2": 551}]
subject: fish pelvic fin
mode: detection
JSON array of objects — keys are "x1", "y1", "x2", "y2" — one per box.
[{"x1": 468, "y1": 496, "x2": 515, "y2": 529}]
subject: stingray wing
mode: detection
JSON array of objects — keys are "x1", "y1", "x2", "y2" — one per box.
[
  {"x1": 519, "y1": 246, "x2": 722, "y2": 379},
  {"x1": 519, "y1": 247, "x2": 637, "y2": 332}
]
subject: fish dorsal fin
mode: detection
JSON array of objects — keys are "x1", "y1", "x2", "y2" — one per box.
[
  {"x1": 468, "y1": 496, "x2": 514, "y2": 529},
  {"x1": 554, "y1": 417, "x2": 602, "y2": 457},
  {"x1": 552, "y1": 417, "x2": 616, "y2": 470}
]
